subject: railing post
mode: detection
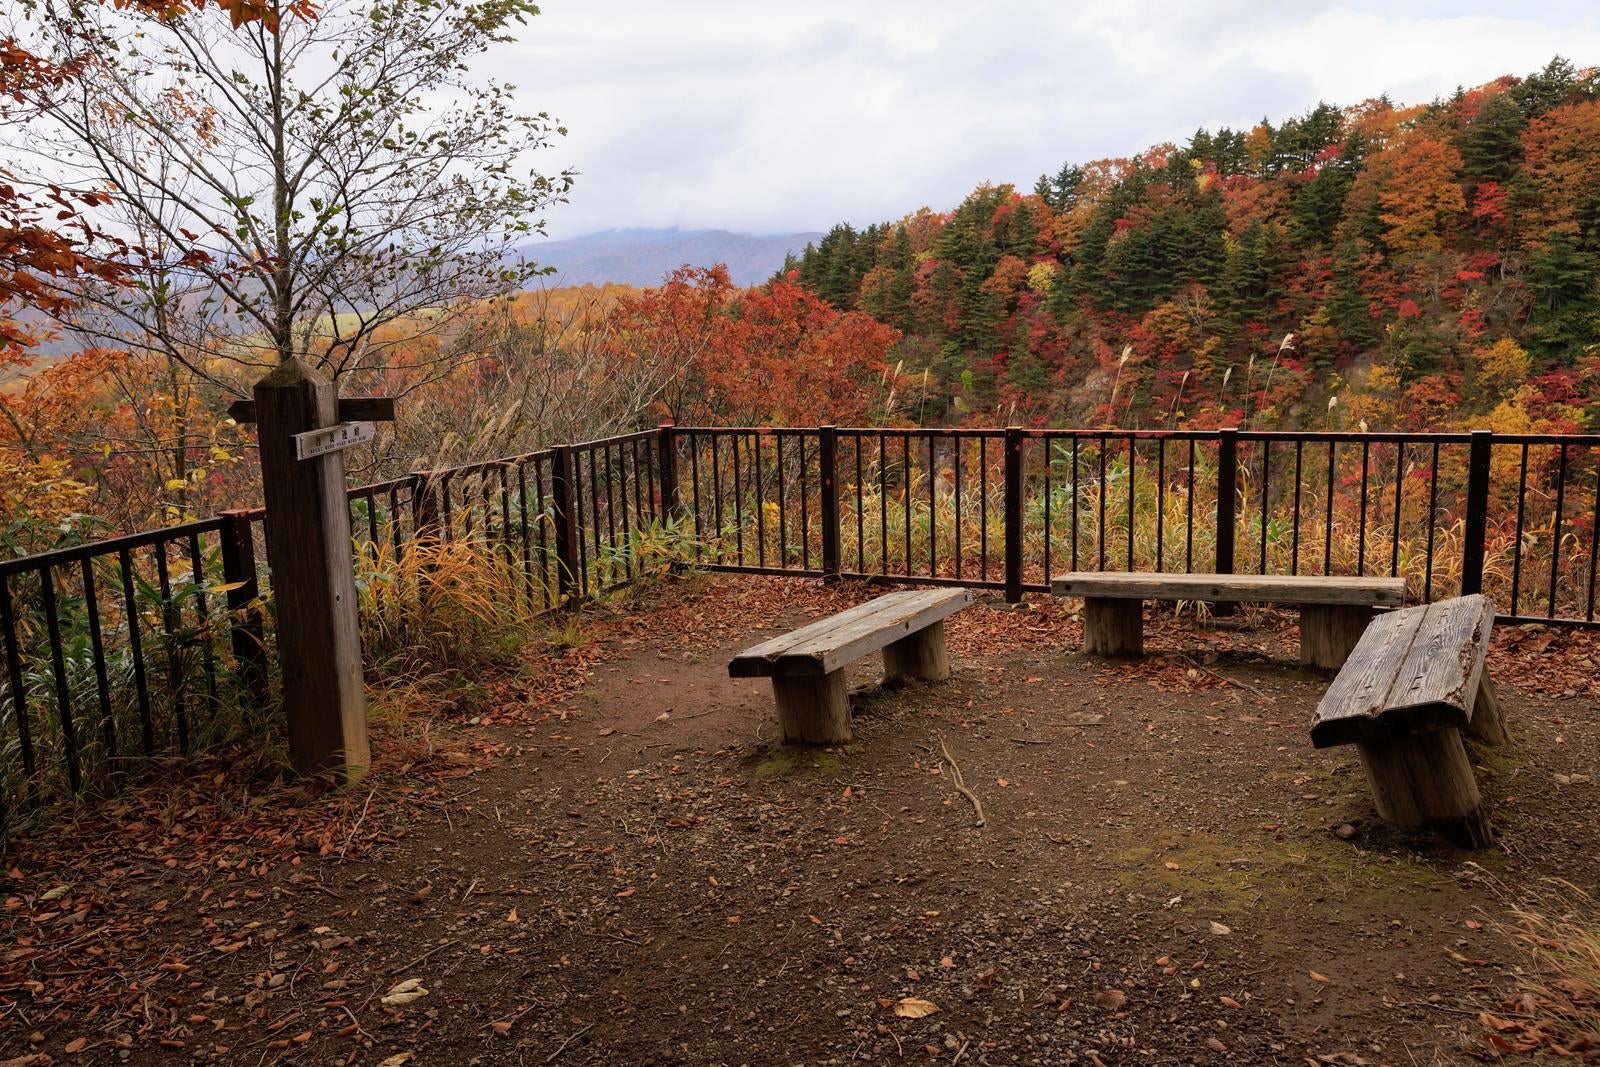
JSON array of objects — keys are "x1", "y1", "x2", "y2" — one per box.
[
  {"x1": 218, "y1": 510, "x2": 268, "y2": 704},
  {"x1": 656, "y1": 422, "x2": 680, "y2": 519},
  {"x1": 818, "y1": 425, "x2": 840, "y2": 580},
  {"x1": 1215, "y1": 427, "x2": 1238, "y2": 575},
  {"x1": 1004, "y1": 426, "x2": 1024, "y2": 603},
  {"x1": 410, "y1": 471, "x2": 439, "y2": 542},
  {"x1": 252, "y1": 357, "x2": 369, "y2": 779},
  {"x1": 551, "y1": 444, "x2": 582, "y2": 606},
  {"x1": 1461, "y1": 429, "x2": 1492, "y2": 596}
]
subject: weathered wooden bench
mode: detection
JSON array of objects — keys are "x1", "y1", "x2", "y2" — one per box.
[
  {"x1": 729, "y1": 589, "x2": 973, "y2": 744},
  {"x1": 1050, "y1": 571, "x2": 1407, "y2": 669},
  {"x1": 1312, "y1": 594, "x2": 1507, "y2": 848}
]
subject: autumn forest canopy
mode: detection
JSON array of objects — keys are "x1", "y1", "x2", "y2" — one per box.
[
  {"x1": 781, "y1": 56, "x2": 1600, "y2": 438},
  {"x1": 2, "y1": 21, "x2": 1600, "y2": 548}
]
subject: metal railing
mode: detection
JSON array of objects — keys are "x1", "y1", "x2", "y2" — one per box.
[{"x1": 2, "y1": 422, "x2": 1597, "y2": 833}]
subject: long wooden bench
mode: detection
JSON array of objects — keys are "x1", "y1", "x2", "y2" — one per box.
[
  {"x1": 1312, "y1": 594, "x2": 1507, "y2": 848},
  {"x1": 1050, "y1": 571, "x2": 1407, "y2": 669},
  {"x1": 729, "y1": 589, "x2": 973, "y2": 744}
]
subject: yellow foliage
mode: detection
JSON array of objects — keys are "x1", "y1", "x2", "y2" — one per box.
[{"x1": 1469, "y1": 337, "x2": 1532, "y2": 402}]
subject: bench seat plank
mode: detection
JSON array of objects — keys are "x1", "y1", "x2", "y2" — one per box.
[
  {"x1": 729, "y1": 589, "x2": 972, "y2": 678},
  {"x1": 1312, "y1": 595, "x2": 1494, "y2": 748},
  {"x1": 1051, "y1": 571, "x2": 1406, "y2": 607}
]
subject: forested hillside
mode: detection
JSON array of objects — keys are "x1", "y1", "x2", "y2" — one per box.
[{"x1": 782, "y1": 58, "x2": 1600, "y2": 434}]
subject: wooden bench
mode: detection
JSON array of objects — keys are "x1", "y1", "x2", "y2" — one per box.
[
  {"x1": 729, "y1": 589, "x2": 973, "y2": 744},
  {"x1": 1312, "y1": 594, "x2": 1507, "y2": 848},
  {"x1": 1050, "y1": 571, "x2": 1407, "y2": 669}
]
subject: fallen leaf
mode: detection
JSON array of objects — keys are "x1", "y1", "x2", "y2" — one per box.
[
  {"x1": 1309, "y1": 970, "x2": 1330, "y2": 984},
  {"x1": 381, "y1": 978, "x2": 429, "y2": 1007},
  {"x1": 1208, "y1": 921, "x2": 1232, "y2": 936},
  {"x1": 1093, "y1": 988, "x2": 1127, "y2": 1010},
  {"x1": 892, "y1": 997, "x2": 939, "y2": 1019}
]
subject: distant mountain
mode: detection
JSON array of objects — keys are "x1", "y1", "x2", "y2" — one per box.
[{"x1": 516, "y1": 228, "x2": 824, "y2": 288}]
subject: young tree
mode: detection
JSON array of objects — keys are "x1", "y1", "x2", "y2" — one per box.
[{"x1": 15, "y1": 0, "x2": 571, "y2": 393}]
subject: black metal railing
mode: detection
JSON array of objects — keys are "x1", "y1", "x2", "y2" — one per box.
[
  {"x1": 3, "y1": 422, "x2": 1597, "y2": 834},
  {"x1": 670, "y1": 425, "x2": 1600, "y2": 626}
]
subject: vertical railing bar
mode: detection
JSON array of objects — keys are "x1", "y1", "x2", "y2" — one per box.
[
  {"x1": 187, "y1": 532, "x2": 219, "y2": 722},
  {"x1": 39, "y1": 567, "x2": 82, "y2": 793},
  {"x1": 1587, "y1": 453, "x2": 1600, "y2": 622},
  {"x1": 689, "y1": 434, "x2": 704, "y2": 560},
  {"x1": 1357, "y1": 439, "x2": 1370, "y2": 576},
  {"x1": 1390, "y1": 442, "x2": 1404, "y2": 578},
  {"x1": 389, "y1": 486, "x2": 403, "y2": 556},
  {"x1": 855, "y1": 436, "x2": 866, "y2": 574},
  {"x1": 117, "y1": 548, "x2": 154, "y2": 755},
  {"x1": 517, "y1": 463, "x2": 536, "y2": 608},
  {"x1": 899, "y1": 434, "x2": 910, "y2": 576},
  {"x1": 883, "y1": 435, "x2": 896, "y2": 579},
  {"x1": 154, "y1": 544, "x2": 188, "y2": 755},
  {"x1": 1072, "y1": 437, "x2": 1082, "y2": 573},
  {"x1": 979, "y1": 436, "x2": 988, "y2": 580},
  {"x1": 1512, "y1": 442, "x2": 1529, "y2": 615},
  {"x1": 754, "y1": 433, "x2": 768, "y2": 569},
  {"x1": 928, "y1": 435, "x2": 937, "y2": 578},
  {"x1": 614, "y1": 445, "x2": 632, "y2": 579},
  {"x1": 0, "y1": 577, "x2": 39, "y2": 808},
  {"x1": 1259, "y1": 440, "x2": 1270, "y2": 576},
  {"x1": 1323, "y1": 441, "x2": 1336, "y2": 576},
  {"x1": 710, "y1": 434, "x2": 724, "y2": 564},
  {"x1": 1291, "y1": 439, "x2": 1303, "y2": 577},
  {"x1": 1548, "y1": 443, "x2": 1568, "y2": 619},
  {"x1": 1183, "y1": 437, "x2": 1193, "y2": 573},
  {"x1": 537, "y1": 457, "x2": 555, "y2": 609},
  {"x1": 80, "y1": 556, "x2": 116, "y2": 767},
  {"x1": 1097, "y1": 435, "x2": 1107, "y2": 572},
  {"x1": 768, "y1": 435, "x2": 780, "y2": 566},
  {"x1": 799, "y1": 434, "x2": 812, "y2": 572},
  {"x1": 1042, "y1": 442, "x2": 1051, "y2": 582},
  {"x1": 1425, "y1": 442, "x2": 1440, "y2": 603},
  {"x1": 365, "y1": 489, "x2": 379, "y2": 550},
  {"x1": 1126, "y1": 436, "x2": 1136, "y2": 571},
  {"x1": 730, "y1": 432, "x2": 743, "y2": 567},
  {"x1": 1155, "y1": 439, "x2": 1165, "y2": 573},
  {"x1": 440, "y1": 471, "x2": 455, "y2": 541}
]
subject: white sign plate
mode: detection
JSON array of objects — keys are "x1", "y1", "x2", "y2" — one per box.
[{"x1": 293, "y1": 421, "x2": 375, "y2": 461}]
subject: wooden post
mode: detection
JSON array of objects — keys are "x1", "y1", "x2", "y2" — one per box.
[
  {"x1": 218, "y1": 510, "x2": 268, "y2": 704},
  {"x1": 1004, "y1": 427, "x2": 1024, "y2": 603},
  {"x1": 1467, "y1": 674, "x2": 1510, "y2": 746},
  {"x1": 771, "y1": 671, "x2": 850, "y2": 744},
  {"x1": 883, "y1": 620, "x2": 950, "y2": 682},
  {"x1": 1298, "y1": 603, "x2": 1371, "y2": 670},
  {"x1": 656, "y1": 422, "x2": 680, "y2": 519},
  {"x1": 550, "y1": 444, "x2": 582, "y2": 606},
  {"x1": 818, "y1": 425, "x2": 841, "y2": 580},
  {"x1": 410, "y1": 471, "x2": 440, "y2": 542},
  {"x1": 1083, "y1": 596, "x2": 1143, "y2": 657},
  {"x1": 1461, "y1": 430, "x2": 1492, "y2": 596},
  {"x1": 252, "y1": 358, "x2": 369, "y2": 779},
  {"x1": 1355, "y1": 729, "x2": 1494, "y2": 849}
]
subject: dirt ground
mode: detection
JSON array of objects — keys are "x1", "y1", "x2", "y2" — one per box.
[{"x1": 3, "y1": 575, "x2": 1599, "y2": 1066}]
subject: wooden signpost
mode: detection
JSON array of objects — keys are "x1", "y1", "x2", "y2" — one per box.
[{"x1": 234, "y1": 358, "x2": 394, "y2": 780}]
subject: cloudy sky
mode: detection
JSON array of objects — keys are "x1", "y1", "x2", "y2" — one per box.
[{"x1": 504, "y1": 1, "x2": 1600, "y2": 240}]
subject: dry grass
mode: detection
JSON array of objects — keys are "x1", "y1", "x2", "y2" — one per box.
[{"x1": 1488, "y1": 880, "x2": 1600, "y2": 1060}]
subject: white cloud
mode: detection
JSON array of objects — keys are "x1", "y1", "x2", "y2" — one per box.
[{"x1": 494, "y1": 1, "x2": 1600, "y2": 238}]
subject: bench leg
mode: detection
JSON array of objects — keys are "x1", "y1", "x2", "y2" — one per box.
[
  {"x1": 1465, "y1": 674, "x2": 1510, "y2": 746},
  {"x1": 771, "y1": 670, "x2": 851, "y2": 744},
  {"x1": 1083, "y1": 597, "x2": 1142, "y2": 657},
  {"x1": 1354, "y1": 728, "x2": 1494, "y2": 849},
  {"x1": 1299, "y1": 603, "x2": 1371, "y2": 670},
  {"x1": 883, "y1": 620, "x2": 949, "y2": 683}
]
